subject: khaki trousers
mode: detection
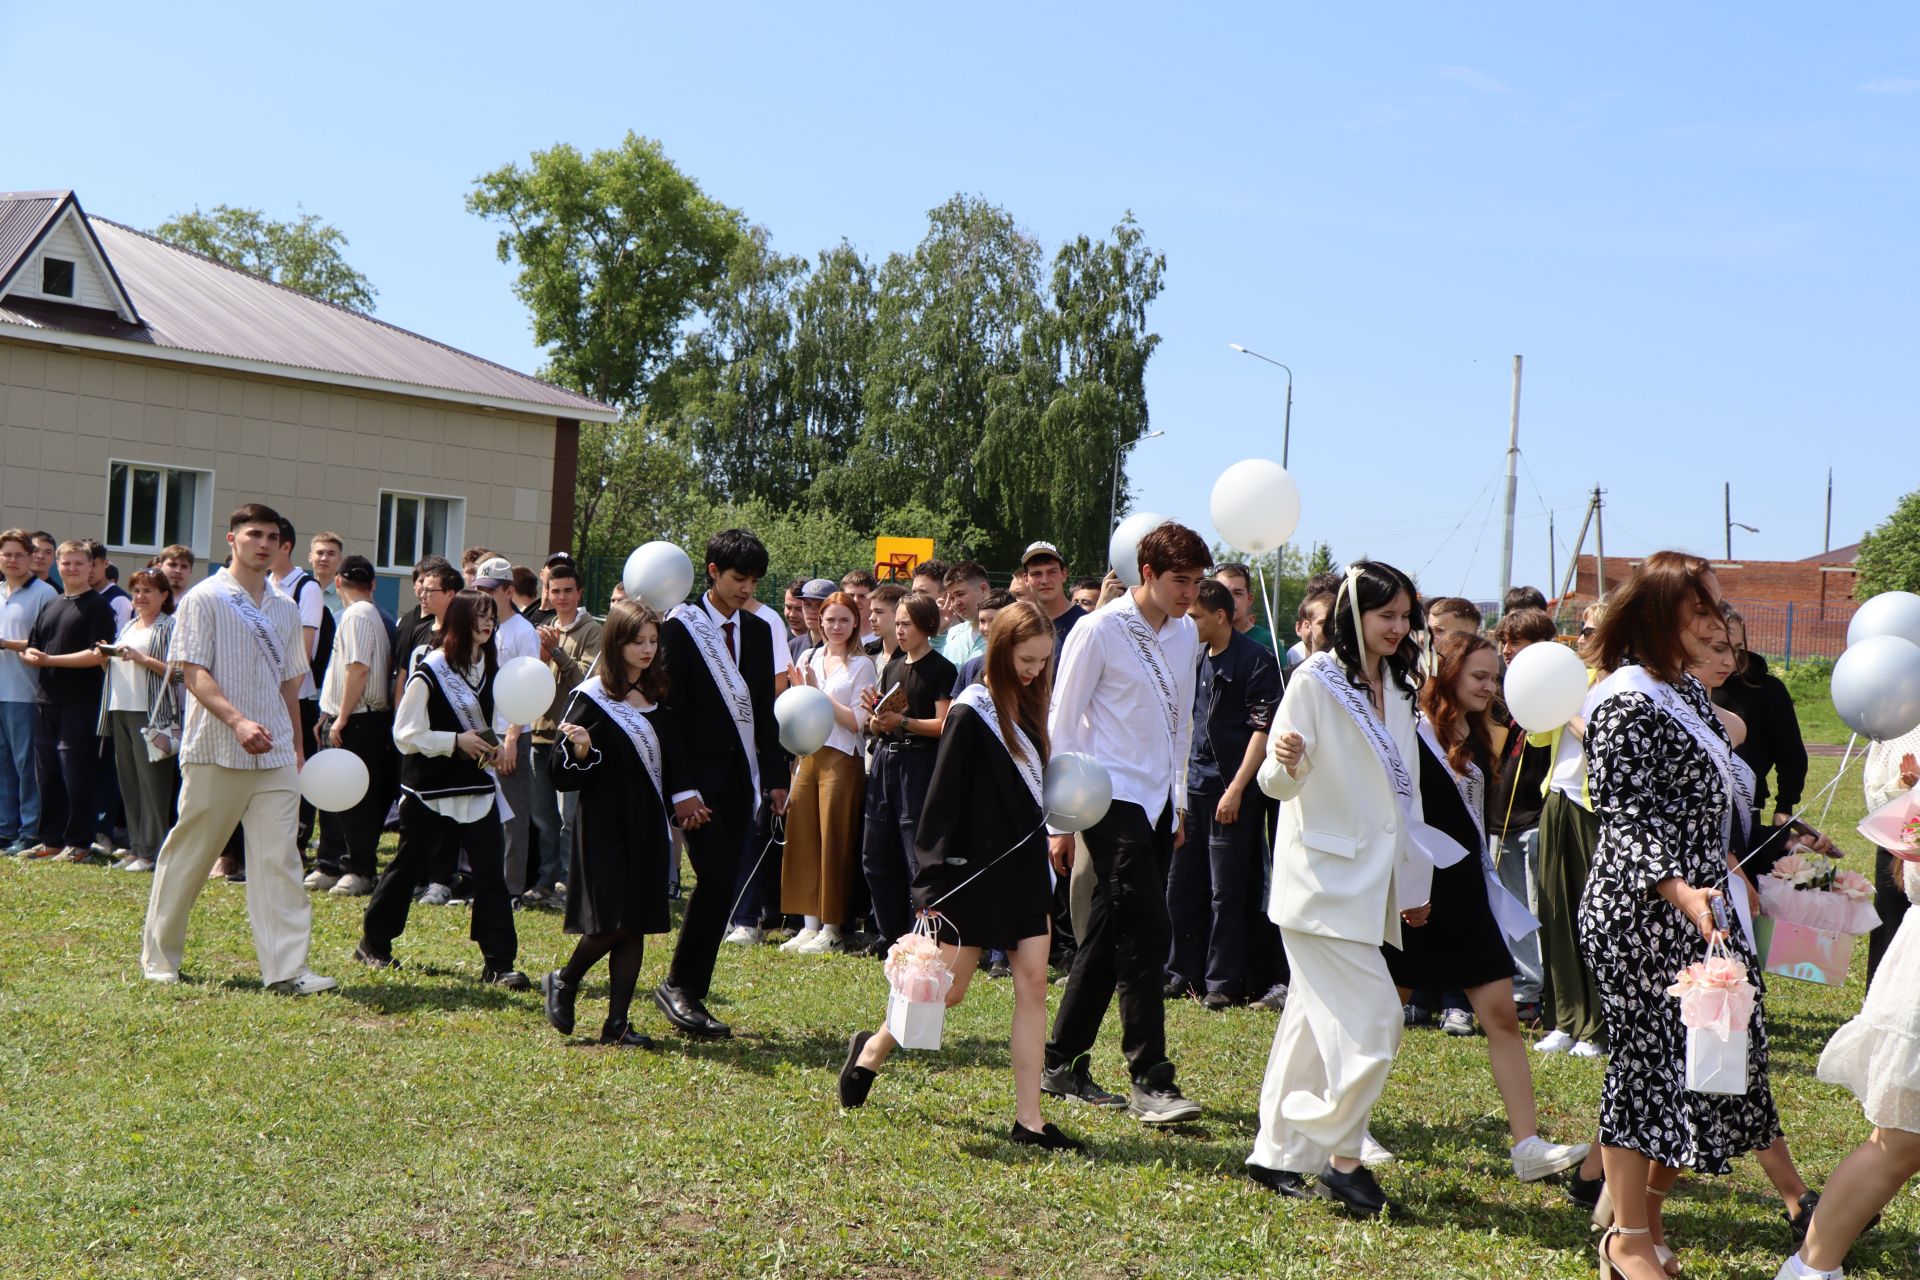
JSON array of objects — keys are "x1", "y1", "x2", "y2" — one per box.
[
  {"x1": 1247, "y1": 928, "x2": 1403, "y2": 1174},
  {"x1": 142, "y1": 763, "x2": 312, "y2": 985},
  {"x1": 781, "y1": 748, "x2": 865, "y2": 926}
]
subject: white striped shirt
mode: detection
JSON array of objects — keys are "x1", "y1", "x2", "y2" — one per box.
[
  {"x1": 174, "y1": 569, "x2": 309, "y2": 770},
  {"x1": 320, "y1": 599, "x2": 391, "y2": 716}
]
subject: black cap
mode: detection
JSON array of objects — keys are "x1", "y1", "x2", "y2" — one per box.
[
  {"x1": 545, "y1": 550, "x2": 574, "y2": 567},
  {"x1": 339, "y1": 555, "x2": 376, "y2": 586}
]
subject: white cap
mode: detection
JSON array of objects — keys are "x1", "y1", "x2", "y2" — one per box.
[
  {"x1": 474, "y1": 556, "x2": 514, "y2": 588},
  {"x1": 1020, "y1": 541, "x2": 1063, "y2": 566}
]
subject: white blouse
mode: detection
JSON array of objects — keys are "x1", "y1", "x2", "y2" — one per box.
[
  {"x1": 805, "y1": 647, "x2": 878, "y2": 757},
  {"x1": 107, "y1": 617, "x2": 155, "y2": 713}
]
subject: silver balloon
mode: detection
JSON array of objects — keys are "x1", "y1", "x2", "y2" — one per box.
[
  {"x1": 774, "y1": 685, "x2": 838, "y2": 757},
  {"x1": 1044, "y1": 751, "x2": 1113, "y2": 832},
  {"x1": 1847, "y1": 591, "x2": 1920, "y2": 650},
  {"x1": 1831, "y1": 634, "x2": 1920, "y2": 740}
]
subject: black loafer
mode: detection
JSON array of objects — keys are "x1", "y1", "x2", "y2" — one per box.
[
  {"x1": 599, "y1": 1019, "x2": 655, "y2": 1049},
  {"x1": 1010, "y1": 1121, "x2": 1085, "y2": 1153},
  {"x1": 542, "y1": 970, "x2": 575, "y2": 1035},
  {"x1": 351, "y1": 943, "x2": 398, "y2": 970},
  {"x1": 654, "y1": 982, "x2": 730, "y2": 1039},
  {"x1": 483, "y1": 968, "x2": 532, "y2": 991},
  {"x1": 839, "y1": 1031, "x2": 877, "y2": 1108},
  {"x1": 1566, "y1": 1170, "x2": 1605, "y2": 1212},
  {"x1": 1248, "y1": 1164, "x2": 1313, "y2": 1199},
  {"x1": 1316, "y1": 1163, "x2": 1388, "y2": 1218}
]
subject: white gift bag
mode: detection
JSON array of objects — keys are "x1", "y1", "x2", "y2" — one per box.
[
  {"x1": 1684, "y1": 1026, "x2": 1749, "y2": 1095},
  {"x1": 886, "y1": 989, "x2": 946, "y2": 1050}
]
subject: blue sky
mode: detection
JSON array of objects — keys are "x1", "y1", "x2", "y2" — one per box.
[{"x1": 8, "y1": 2, "x2": 1913, "y2": 599}]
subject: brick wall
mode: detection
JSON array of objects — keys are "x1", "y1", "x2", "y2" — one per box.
[{"x1": 1566, "y1": 554, "x2": 1858, "y2": 612}]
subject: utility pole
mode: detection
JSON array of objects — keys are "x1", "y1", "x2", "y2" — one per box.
[
  {"x1": 1548, "y1": 510, "x2": 1556, "y2": 598},
  {"x1": 1725, "y1": 482, "x2": 1732, "y2": 561},
  {"x1": 1554, "y1": 489, "x2": 1598, "y2": 623},
  {"x1": 1594, "y1": 485, "x2": 1607, "y2": 598},
  {"x1": 1825, "y1": 468, "x2": 1834, "y2": 554},
  {"x1": 1497, "y1": 355, "x2": 1522, "y2": 610}
]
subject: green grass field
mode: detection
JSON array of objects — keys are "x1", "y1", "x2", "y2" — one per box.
[{"x1": 1, "y1": 755, "x2": 1911, "y2": 1279}]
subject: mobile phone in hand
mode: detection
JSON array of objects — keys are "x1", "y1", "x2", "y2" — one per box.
[{"x1": 1710, "y1": 895, "x2": 1731, "y2": 936}]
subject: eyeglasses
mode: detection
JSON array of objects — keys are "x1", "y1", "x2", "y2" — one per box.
[{"x1": 1578, "y1": 627, "x2": 1594, "y2": 639}]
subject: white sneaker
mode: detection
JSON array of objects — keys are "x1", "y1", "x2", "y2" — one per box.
[
  {"x1": 1511, "y1": 1134, "x2": 1591, "y2": 1182},
  {"x1": 1360, "y1": 1131, "x2": 1396, "y2": 1167},
  {"x1": 779, "y1": 928, "x2": 820, "y2": 952},
  {"x1": 796, "y1": 926, "x2": 842, "y2": 955},
  {"x1": 304, "y1": 869, "x2": 341, "y2": 891},
  {"x1": 1569, "y1": 1040, "x2": 1605, "y2": 1059},
  {"x1": 127, "y1": 857, "x2": 155, "y2": 873},
  {"x1": 328, "y1": 874, "x2": 373, "y2": 896},
  {"x1": 417, "y1": 882, "x2": 452, "y2": 906},
  {"x1": 1775, "y1": 1255, "x2": 1844, "y2": 1280},
  {"x1": 268, "y1": 969, "x2": 339, "y2": 997},
  {"x1": 722, "y1": 925, "x2": 763, "y2": 946},
  {"x1": 144, "y1": 969, "x2": 180, "y2": 985},
  {"x1": 1533, "y1": 1030, "x2": 1573, "y2": 1054},
  {"x1": 110, "y1": 855, "x2": 138, "y2": 871}
]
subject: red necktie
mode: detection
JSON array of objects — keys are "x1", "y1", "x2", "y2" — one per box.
[{"x1": 723, "y1": 619, "x2": 736, "y2": 662}]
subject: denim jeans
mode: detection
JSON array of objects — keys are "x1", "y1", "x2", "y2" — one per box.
[
  {"x1": 0, "y1": 700, "x2": 38, "y2": 841},
  {"x1": 1495, "y1": 826, "x2": 1544, "y2": 1004}
]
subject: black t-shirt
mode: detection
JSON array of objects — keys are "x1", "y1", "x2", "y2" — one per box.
[
  {"x1": 395, "y1": 613, "x2": 441, "y2": 683},
  {"x1": 1051, "y1": 603, "x2": 1087, "y2": 663},
  {"x1": 879, "y1": 648, "x2": 958, "y2": 750},
  {"x1": 29, "y1": 591, "x2": 116, "y2": 705}
]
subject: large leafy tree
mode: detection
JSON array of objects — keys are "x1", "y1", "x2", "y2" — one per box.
[
  {"x1": 153, "y1": 205, "x2": 377, "y2": 311},
  {"x1": 1855, "y1": 488, "x2": 1920, "y2": 598}
]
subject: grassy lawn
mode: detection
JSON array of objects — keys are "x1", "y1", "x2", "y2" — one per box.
[{"x1": 1, "y1": 755, "x2": 1911, "y2": 1279}]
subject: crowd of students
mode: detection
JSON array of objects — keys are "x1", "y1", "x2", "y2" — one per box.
[{"x1": 4, "y1": 504, "x2": 1916, "y2": 1278}]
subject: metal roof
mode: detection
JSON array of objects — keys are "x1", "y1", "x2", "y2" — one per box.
[
  {"x1": 0, "y1": 199, "x2": 615, "y2": 421},
  {"x1": 0, "y1": 191, "x2": 63, "y2": 284}
]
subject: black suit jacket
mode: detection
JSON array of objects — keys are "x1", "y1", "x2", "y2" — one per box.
[{"x1": 660, "y1": 604, "x2": 784, "y2": 807}]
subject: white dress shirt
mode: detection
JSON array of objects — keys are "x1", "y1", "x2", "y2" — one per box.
[
  {"x1": 491, "y1": 611, "x2": 541, "y2": 733},
  {"x1": 394, "y1": 656, "x2": 499, "y2": 824},
  {"x1": 1047, "y1": 589, "x2": 1198, "y2": 829},
  {"x1": 271, "y1": 566, "x2": 325, "y2": 701},
  {"x1": 744, "y1": 598, "x2": 788, "y2": 677}
]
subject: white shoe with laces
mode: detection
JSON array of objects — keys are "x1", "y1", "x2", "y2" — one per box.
[
  {"x1": 1360, "y1": 1131, "x2": 1395, "y2": 1167},
  {"x1": 796, "y1": 926, "x2": 842, "y2": 955},
  {"x1": 779, "y1": 928, "x2": 820, "y2": 953},
  {"x1": 268, "y1": 969, "x2": 339, "y2": 997},
  {"x1": 1776, "y1": 1254, "x2": 1844, "y2": 1279},
  {"x1": 304, "y1": 869, "x2": 340, "y2": 891},
  {"x1": 127, "y1": 857, "x2": 155, "y2": 873},
  {"x1": 1511, "y1": 1134, "x2": 1590, "y2": 1181},
  {"x1": 328, "y1": 874, "x2": 373, "y2": 896},
  {"x1": 1533, "y1": 1029, "x2": 1573, "y2": 1054},
  {"x1": 723, "y1": 925, "x2": 763, "y2": 946},
  {"x1": 1569, "y1": 1039, "x2": 1605, "y2": 1059}
]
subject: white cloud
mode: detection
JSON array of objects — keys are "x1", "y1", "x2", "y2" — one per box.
[
  {"x1": 1857, "y1": 77, "x2": 1920, "y2": 94},
  {"x1": 1438, "y1": 65, "x2": 1514, "y2": 95}
]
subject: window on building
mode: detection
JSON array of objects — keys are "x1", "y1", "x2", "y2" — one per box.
[
  {"x1": 106, "y1": 461, "x2": 213, "y2": 556},
  {"x1": 376, "y1": 490, "x2": 464, "y2": 574},
  {"x1": 41, "y1": 257, "x2": 76, "y2": 298}
]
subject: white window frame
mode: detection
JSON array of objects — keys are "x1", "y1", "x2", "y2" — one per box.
[
  {"x1": 375, "y1": 488, "x2": 466, "y2": 574},
  {"x1": 104, "y1": 458, "x2": 214, "y2": 558}
]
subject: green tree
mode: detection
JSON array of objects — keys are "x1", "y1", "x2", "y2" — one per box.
[
  {"x1": 466, "y1": 132, "x2": 744, "y2": 414},
  {"x1": 570, "y1": 411, "x2": 705, "y2": 561},
  {"x1": 153, "y1": 205, "x2": 377, "y2": 310},
  {"x1": 1855, "y1": 489, "x2": 1920, "y2": 598},
  {"x1": 1211, "y1": 541, "x2": 1339, "y2": 648}
]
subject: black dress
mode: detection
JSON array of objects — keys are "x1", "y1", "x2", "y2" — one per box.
[
  {"x1": 549, "y1": 692, "x2": 687, "y2": 937},
  {"x1": 1384, "y1": 734, "x2": 1518, "y2": 992},
  {"x1": 909, "y1": 702, "x2": 1053, "y2": 952}
]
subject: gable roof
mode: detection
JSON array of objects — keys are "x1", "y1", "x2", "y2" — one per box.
[
  {"x1": 1797, "y1": 543, "x2": 1859, "y2": 565},
  {"x1": 0, "y1": 190, "x2": 141, "y2": 323},
  {"x1": 0, "y1": 194, "x2": 615, "y2": 422}
]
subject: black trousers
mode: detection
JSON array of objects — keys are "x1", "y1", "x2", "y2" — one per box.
[
  {"x1": 667, "y1": 781, "x2": 754, "y2": 1001},
  {"x1": 1868, "y1": 847, "x2": 1912, "y2": 990},
  {"x1": 314, "y1": 711, "x2": 396, "y2": 878},
  {"x1": 33, "y1": 700, "x2": 98, "y2": 849},
  {"x1": 860, "y1": 744, "x2": 937, "y2": 946},
  {"x1": 294, "y1": 698, "x2": 319, "y2": 855},
  {"x1": 1166, "y1": 788, "x2": 1266, "y2": 997},
  {"x1": 1244, "y1": 795, "x2": 1289, "y2": 993},
  {"x1": 1048, "y1": 798, "x2": 1176, "y2": 1082},
  {"x1": 362, "y1": 794, "x2": 516, "y2": 969}
]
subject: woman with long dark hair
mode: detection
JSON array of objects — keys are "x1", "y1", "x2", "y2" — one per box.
[
  {"x1": 359, "y1": 588, "x2": 526, "y2": 988},
  {"x1": 543, "y1": 602, "x2": 706, "y2": 1047},
  {"x1": 1389, "y1": 628, "x2": 1590, "y2": 1181},
  {"x1": 838, "y1": 602, "x2": 1079, "y2": 1150}
]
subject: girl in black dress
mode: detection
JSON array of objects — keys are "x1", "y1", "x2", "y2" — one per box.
[
  {"x1": 541, "y1": 602, "x2": 708, "y2": 1047},
  {"x1": 1387, "y1": 629, "x2": 1589, "y2": 1182},
  {"x1": 838, "y1": 602, "x2": 1082, "y2": 1152}
]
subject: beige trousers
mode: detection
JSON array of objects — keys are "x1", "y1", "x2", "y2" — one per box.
[
  {"x1": 142, "y1": 763, "x2": 313, "y2": 985},
  {"x1": 1247, "y1": 928, "x2": 1404, "y2": 1174}
]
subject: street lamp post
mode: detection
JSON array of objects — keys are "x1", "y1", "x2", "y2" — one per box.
[
  {"x1": 1111, "y1": 430, "x2": 1166, "y2": 531},
  {"x1": 1229, "y1": 343, "x2": 1293, "y2": 468},
  {"x1": 1724, "y1": 481, "x2": 1758, "y2": 560}
]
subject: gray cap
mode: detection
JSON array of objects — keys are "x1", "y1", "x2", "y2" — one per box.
[{"x1": 800, "y1": 577, "x2": 838, "y2": 602}]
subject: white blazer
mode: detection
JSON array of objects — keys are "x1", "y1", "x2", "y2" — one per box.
[{"x1": 1257, "y1": 664, "x2": 1428, "y2": 948}]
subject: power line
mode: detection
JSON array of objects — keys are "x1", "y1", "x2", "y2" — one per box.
[{"x1": 1416, "y1": 461, "x2": 1509, "y2": 578}]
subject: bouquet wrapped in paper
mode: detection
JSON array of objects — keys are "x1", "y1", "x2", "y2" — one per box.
[
  {"x1": 883, "y1": 917, "x2": 954, "y2": 1050},
  {"x1": 1857, "y1": 787, "x2": 1920, "y2": 863},
  {"x1": 1667, "y1": 945, "x2": 1756, "y2": 1095},
  {"x1": 1755, "y1": 853, "x2": 1880, "y2": 936}
]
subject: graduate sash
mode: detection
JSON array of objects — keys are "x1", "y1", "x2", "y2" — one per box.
[
  {"x1": 1584, "y1": 665, "x2": 1738, "y2": 848},
  {"x1": 1417, "y1": 719, "x2": 1539, "y2": 943},
  {"x1": 575, "y1": 676, "x2": 664, "y2": 804},
  {"x1": 669, "y1": 601, "x2": 759, "y2": 797},
  {"x1": 1113, "y1": 601, "x2": 1181, "y2": 747},
  {"x1": 955, "y1": 683, "x2": 1043, "y2": 812},
  {"x1": 209, "y1": 570, "x2": 285, "y2": 680},
  {"x1": 420, "y1": 650, "x2": 509, "y2": 820}
]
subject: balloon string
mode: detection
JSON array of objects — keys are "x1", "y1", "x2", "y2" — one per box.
[
  {"x1": 1818, "y1": 733, "x2": 1859, "y2": 830},
  {"x1": 1254, "y1": 563, "x2": 1285, "y2": 664},
  {"x1": 723, "y1": 813, "x2": 787, "y2": 926},
  {"x1": 1714, "y1": 745, "x2": 1862, "y2": 890},
  {"x1": 923, "y1": 814, "x2": 1061, "y2": 910}
]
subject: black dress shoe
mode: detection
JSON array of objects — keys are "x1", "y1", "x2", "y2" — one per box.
[
  {"x1": 1566, "y1": 1170, "x2": 1605, "y2": 1212},
  {"x1": 1316, "y1": 1163, "x2": 1388, "y2": 1218},
  {"x1": 483, "y1": 968, "x2": 532, "y2": 991},
  {"x1": 1163, "y1": 979, "x2": 1192, "y2": 1001},
  {"x1": 838, "y1": 1031, "x2": 877, "y2": 1108},
  {"x1": 1010, "y1": 1121, "x2": 1085, "y2": 1152},
  {"x1": 599, "y1": 1018, "x2": 655, "y2": 1049},
  {"x1": 1201, "y1": 991, "x2": 1236, "y2": 1012},
  {"x1": 542, "y1": 970, "x2": 575, "y2": 1035},
  {"x1": 351, "y1": 943, "x2": 398, "y2": 970},
  {"x1": 1247, "y1": 1164, "x2": 1314, "y2": 1200},
  {"x1": 654, "y1": 982, "x2": 730, "y2": 1039}
]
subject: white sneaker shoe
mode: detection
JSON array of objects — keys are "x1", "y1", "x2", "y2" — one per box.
[
  {"x1": 304, "y1": 869, "x2": 341, "y2": 891},
  {"x1": 127, "y1": 857, "x2": 155, "y2": 873},
  {"x1": 1569, "y1": 1039, "x2": 1605, "y2": 1059},
  {"x1": 417, "y1": 882, "x2": 453, "y2": 906},
  {"x1": 796, "y1": 926, "x2": 842, "y2": 955},
  {"x1": 110, "y1": 855, "x2": 138, "y2": 871},
  {"x1": 722, "y1": 925, "x2": 763, "y2": 946},
  {"x1": 1511, "y1": 1134, "x2": 1591, "y2": 1182},
  {"x1": 779, "y1": 928, "x2": 819, "y2": 952},
  {"x1": 268, "y1": 969, "x2": 339, "y2": 997},
  {"x1": 1360, "y1": 1131, "x2": 1396, "y2": 1167},
  {"x1": 1533, "y1": 1030, "x2": 1573, "y2": 1054},
  {"x1": 328, "y1": 874, "x2": 374, "y2": 896},
  {"x1": 144, "y1": 970, "x2": 181, "y2": 985}
]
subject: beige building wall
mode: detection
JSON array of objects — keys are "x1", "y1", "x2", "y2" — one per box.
[{"x1": 0, "y1": 339, "x2": 557, "y2": 602}]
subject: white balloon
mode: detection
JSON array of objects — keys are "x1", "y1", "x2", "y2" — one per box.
[
  {"x1": 1210, "y1": 458, "x2": 1302, "y2": 553},
  {"x1": 300, "y1": 748, "x2": 369, "y2": 813},
  {"x1": 775, "y1": 684, "x2": 838, "y2": 757},
  {"x1": 1832, "y1": 634, "x2": 1920, "y2": 741},
  {"x1": 1847, "y1": 591, "x2": 1920, "y2": 651},
  {"x1": 1108, "y1": 511, "x2": 1167, "y2": 588},
  {"x1": 622, "y1": 541, "x2": 695, "y2": 610},
  {"x1": 1044, "y1": 751, "x2": 1113, "y2": 833},
  {"x1": 1503, "y1": 639, "x2": 1590, "y2": 733},
  {"x1": 494, "y1": 655, "x2": 557, "y2": 726}
]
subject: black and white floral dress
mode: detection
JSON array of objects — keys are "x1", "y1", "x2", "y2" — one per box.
[{"x1": 1577, "y1": 663, "x2": 1782, "y2": 1173}]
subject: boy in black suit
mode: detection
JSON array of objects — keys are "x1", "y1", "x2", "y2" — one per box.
[{"x1": 654, "y1": 529, "x2": 787, "y2": 1038}]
